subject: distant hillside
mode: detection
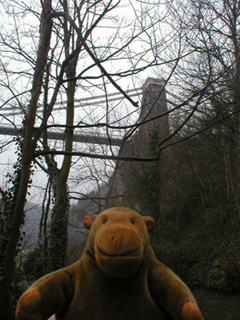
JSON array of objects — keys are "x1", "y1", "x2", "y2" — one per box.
[
  {"x1": 21, "y1": 202, "x2": 43, "y2": 250},
  {"x1": 21, "y1": 201, "x2": 87, "y2": 255}
]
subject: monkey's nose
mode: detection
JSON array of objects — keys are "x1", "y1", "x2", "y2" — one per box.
[{"x1": 111, "y1": 235, "x2": 124, "y2": 248}]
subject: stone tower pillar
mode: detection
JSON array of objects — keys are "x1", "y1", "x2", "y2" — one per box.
[
  {"x1": 106, "y1": 77, "x2": 170, "y2": 207},
  {"x1": 138, "y1": 77, "x2": 169, "y2": 141}
]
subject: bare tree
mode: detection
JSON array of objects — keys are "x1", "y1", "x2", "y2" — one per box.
[
  {"x1": 166, "y1": 0, "x2": 240, "y2": 217},
  {"x1": 0, "y1": 1, "x2": 53, "y2": 317}
]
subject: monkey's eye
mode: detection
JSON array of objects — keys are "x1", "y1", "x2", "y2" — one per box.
[
  {"x1": 102, "y1": 217, "x2": 108, "y2": 224},
  {"x1": 130, "y1": 218, "x2": 135, "y2": 225}
]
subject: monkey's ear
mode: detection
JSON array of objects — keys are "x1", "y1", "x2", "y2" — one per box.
[
  {"x1": 143, "y1": 216, "x2": 155, "y2": 233},
  {"x1": 83, "y1": 214, "x2": 97, "y2": 230}
]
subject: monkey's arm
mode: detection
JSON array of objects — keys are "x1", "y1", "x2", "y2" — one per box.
[
  {"x1": 149, "y1": 259, "x2": 204, "y2": 320},
  {"x1": 16, "y1": 267, "x2": 74, "y2": 320}
]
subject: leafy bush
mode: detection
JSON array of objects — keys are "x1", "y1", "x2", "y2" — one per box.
[
  {"x1": 207, "y1": 248, "x2": 240, "y2": 293},
  {"x1": 152, "y1": 207, "x2": 240, "y2": 294},
  {"x1": 23, "y1": 247, "x2": 46, "y2": 283}
]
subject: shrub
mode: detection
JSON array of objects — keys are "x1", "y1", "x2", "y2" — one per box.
[
  {"x1": 207, "y1": 250, "x2": 240, "y2": 293},
  {"x1": 23, "y1": 247, "x2": 46, "y2": 283}
]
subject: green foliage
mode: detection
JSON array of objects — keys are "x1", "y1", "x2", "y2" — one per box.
[
  {"x1": 22, "y1": 248, "x2": 46, "y2": 283},
  {"x1": 0, "y1": 137, "x2": 36, "y2": 269},
  {"x1": 207, "y1": 238, "x2": 240, "y2": 293},
  {"x1": 49, "y1": 185, "x2": 70, "y2": 271},
  {"x1": 0, "y1": 138, "x2": 24, "y2": 281},
  {"x1": 0, "y1": 136, "x2": 36, "y2": 318},
  {"x1": 133, "y1": 129, "x2": 163, "y2": 219},
  {"x1": 0, "y1": 189, "x2": 14, "y2": 281},
  {"x1": 153, "y1": 204, "x2": 240, "y2": 294}
]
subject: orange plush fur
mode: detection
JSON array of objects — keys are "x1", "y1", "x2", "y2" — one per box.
[{"x1": 16, "y1": 207, "x2": 204, "y2": 320}]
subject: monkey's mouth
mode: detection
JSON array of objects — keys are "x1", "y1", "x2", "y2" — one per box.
[{"x1": 97, "y1": 246, "x2": 140, "y2": 258}]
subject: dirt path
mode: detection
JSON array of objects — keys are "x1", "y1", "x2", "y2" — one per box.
[{"x1": 193, "y1": 289, "x2": 240, "y2": 320}]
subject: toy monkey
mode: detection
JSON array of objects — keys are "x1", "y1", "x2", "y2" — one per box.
[{"x1": 16, "y1": 207, "x2": 204, "y2": 320}]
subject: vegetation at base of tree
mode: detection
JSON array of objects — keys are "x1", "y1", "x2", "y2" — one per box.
[
  {"x1": 132, "y1": 128, "x2": 163, "y2": 222},
  {"x1": 48, "y1": 185, "x2": 70, "y2": 271},
  {"x1": 22, "y1": 248, "x2": 46, "y2": 283},
  {"x1": 153, "y1": 207, "x2": 240, "y2": 294},
  {"x1": 0, "y1": 137, "x2": 36, "y2": 317}
]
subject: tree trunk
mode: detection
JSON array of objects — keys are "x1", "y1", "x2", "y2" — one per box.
[
  {"x1": 48, "y1": 9, "x2": 76, "y2": 269},
  {"x1": 0, "y1": 2, "x2": 52, "y2": 318},
  {"x1": 48, "y1": 78, "x2": 75, "y2": 271}
]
